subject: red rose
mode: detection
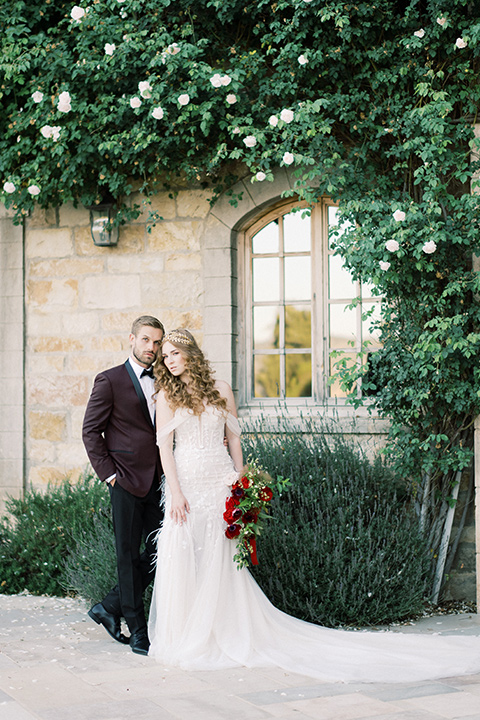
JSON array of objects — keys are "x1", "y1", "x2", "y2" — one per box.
[
  {"x1": 225, "y1": 524, "x2": 241, "y2": 539},
  {"x1": 223, "y1": 507, "x2": 243, "y2": 523},
  {"x1": 241, "y1": 476, "x2": 251, "y2": 488},
  {"x1": 232, "y1": 487, "x2": 245, "y2": 499},
  {"x1": 259, "y1": 487, "x2": 273, "y2": 502},
  {"x1": 243, "y1": 510, "x2": 259, "y2": 524},
  {"x1": 225, "y1": 496, "x2": 240, "y2": 510}
]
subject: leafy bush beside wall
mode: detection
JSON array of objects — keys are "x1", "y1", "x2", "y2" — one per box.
[{"x1": 242, "y1": 418, "x2": 429, "y2": 627}]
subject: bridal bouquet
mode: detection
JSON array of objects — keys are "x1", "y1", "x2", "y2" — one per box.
[{"x1": 223, "y1": 459, "x2": 290, "y2": 569}]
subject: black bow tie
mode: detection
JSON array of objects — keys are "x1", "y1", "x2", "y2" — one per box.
[{"x1": 141, "y1": 368, "x2": 154, "y2": 379}]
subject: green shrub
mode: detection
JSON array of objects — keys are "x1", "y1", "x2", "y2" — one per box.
[
  {"x1": 61, "y1": 511, "x2": 117, "y2": 604},
  {"x1": 242, "y1": 417, "x2": 429, "y2": 627},
  {"x1": 0, "y1": 471, "x2": 109, "y2": 596}
]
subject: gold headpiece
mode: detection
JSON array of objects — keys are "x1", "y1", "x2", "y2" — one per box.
[{"x1": 163, "y1": 330, "x2": 192, "y2": 345}]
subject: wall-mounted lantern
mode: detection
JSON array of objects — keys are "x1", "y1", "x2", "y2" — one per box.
[{"x1": 86, "y1": 199, "x2": 119, "y2": 247}]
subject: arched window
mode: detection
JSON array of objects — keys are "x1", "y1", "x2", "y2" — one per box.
[{"x1": 237, "y1": 198, "x2": 381, "y2": 407}]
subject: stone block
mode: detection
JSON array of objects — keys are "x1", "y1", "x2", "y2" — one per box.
[
  {"x1": 148, "y1": 220, "x2": 202, "y2": 253},
  {"x1": 173, "y1": 309, "x2": 203, "y2": 331},
  {"x1": 0, "y1": 350, "x2": 23, "y2": 377},
  {"x1": 29, "y1": 257, "x2": 104, "y2": 277},
  {"x1": 61, "y1": 311, "x2": 100, "y2": 336},
  {"x1": 28, "y1": 375, "x2": 90, "y2": 406},
  {"x1": 74, "y1": 225, "x2": 144, "y2": 256},
  {"x1": 247, "y1": 167, "x2": 291, "y2": 207},
  {"x1": 26, "y1": 312, "x2": 63, "y2": 336},
  {"x1": 203, "y1": 247, "x2": 232, "y2": 277},
  {"x1": 204, "y1": 305, "x2": 233, "y2": 334},
  {"x1": 106, "y1": 254, "x2": 164, "y2": 274},
  {"x1": 27, "y1": 354, "x2": 65, "y2": 373},
  {"x1": 58, "y1": 202, "x2": 90, "y2": 227},
  {"x1": 56, "y1": 442, "x2": 91, "y2": 467},
  {"x1": 28, "y1": 205, "x2": 57, "y2": 228},
  {"x1": 0, "y1": 403, "x2": 23, "y2": 431},
  {"x1": 0, "y1": 378, "x2": 23, "y2": 404},
  {"x1": 1, "y1": 321, "x2": 24, "y2": 351},
  {"x1": 0, "y1": 430, "x2": 23, "y2": 458},
  {"x1": 0, "y1": 266, "x2": 23, "y2": 296},
  {"x1": 148, "y1": 191, "x2": 177, "y2": 220},
  {"x1": 29, "y1": 411, "x2": 66, "y2": 441},
  {"x1": 210, "y1": 179, "x2": 255, "y2": 230},
  {"x1": 202, "y1": 333, "x2": 233, "y2": 364},
  {"x1": 164, "y1": 253, "x2": 201, "y2": 272},
  {"x1": 201, "y1": 215, "x2": 232, "y2": 249},
  {"x1": 97, "y1": 334, "x2": 125, "y2": 352},
  {"x1": 28, "y1": 466, "x2": 72, "y2": 488},
  {"x1": 0, "y1": 236, "x2": 23, "y2": 270},
  {"x1": 26, "y1": 228, "x2": 73, "y2": 258},
  {"x1": 29, "y1": 439, "x2": 57, "y2": 463},
  {"x1": 27, "y1": 278, "x2": 79, "y2": 309},
  {"x1": 102, "y1": 311, "x2": 139, "y2": 332},
  {"x1": 141, "y1": 271, "x2": 202, "y2": 309},
  {"x1": 81, "y1": 275, "x2": 141, "y2": 309},
  {"x1": 176, "y1": 189, "x2": 212, "y2": 218},
  {"x1": 204, "y1": 275, "x2": 232, "y2": 306},
  {"x1": 31, "y1": 336, "x2": 84, "y2": 353},
  {"x1": 0, "y1": 295, "x2": 24, "y2": 323}
]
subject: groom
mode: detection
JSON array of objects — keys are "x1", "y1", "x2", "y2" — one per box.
[{"x1": 82, "y1": 315, "x2": 164, "y2": 655}]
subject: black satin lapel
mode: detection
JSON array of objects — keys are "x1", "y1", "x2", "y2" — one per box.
[{"x1": 124, "y1": 361, "x2": 154, "y2": 427}]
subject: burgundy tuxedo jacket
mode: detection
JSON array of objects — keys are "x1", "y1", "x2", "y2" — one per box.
[{"x1": 82, "y1": 362, "x2": 162, "y2": 497}]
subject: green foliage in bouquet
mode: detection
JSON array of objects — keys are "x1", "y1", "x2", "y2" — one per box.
[
  {"x1": 0, "y1": 472, "x2": 109, "y2": 596},
  {"x1": 242, "y1": 417, "x2": 429, "y2": 628}
]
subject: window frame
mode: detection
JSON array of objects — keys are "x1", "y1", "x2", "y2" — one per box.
[{"x1": 237, "y1": 197, "x2": 379, "y2": 411}]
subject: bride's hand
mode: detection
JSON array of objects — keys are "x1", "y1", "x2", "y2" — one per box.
[{"x1": 170, "y1": 491, "x2": 190, "y2": 525}]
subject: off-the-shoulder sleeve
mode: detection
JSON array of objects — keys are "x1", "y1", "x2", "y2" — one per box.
[
  {"x1": 156, "y1": 408, "x2": 189, "y2": 448},
  {"x1": 226, "y1": 413, "x2": 241, "y2": 437}
]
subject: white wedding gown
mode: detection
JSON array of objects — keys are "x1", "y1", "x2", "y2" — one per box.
[{"x1": 148, "y1": 407, "x2": 480, "y2": 683}]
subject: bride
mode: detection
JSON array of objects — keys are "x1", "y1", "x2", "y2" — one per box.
[{"x1": 148, "y1": 329, "x2": 480, "y2": 683}]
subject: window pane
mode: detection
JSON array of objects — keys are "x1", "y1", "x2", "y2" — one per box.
[
  {"x1": 252, "y1": 220, "x2": 279, "y2": 254},
  {"x1": 253, "y1": 306, "x2": 280, "y2": 349},
  {"x1": 283, "y1": 211, "x2": 311, "y2": 252},
  {"x1": 286, "y1": 353, "x2": 312, "y2": 397},
  {"x1": 328, "y1": 254, "x2": 356, "y2": 299},
  {"x1": 328, "y1": 206, "x2": 355, "y2": 250},
  {"x1": 285, "y1": 305, "x2": 311, "y2": 349},
  {"x1": 253, "y1": 257, "x2": 279, "y2": 301},
  {"x1": 329, "y1": 352, "x2": 356, "y2": 398},
  {"x1": 285, "y1": 256, "x2": 311, "y2": 301},
  {"x1": 362, "y1": 302, "x2": 382, "y2": 349},
  {"x1": 254, "y1": 355, "x2": 280, "y2": 397},
  {"x1": 329, "y1": 303, "x2": 357, "y2": 349}
]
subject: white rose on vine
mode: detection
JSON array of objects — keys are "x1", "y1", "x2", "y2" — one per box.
[
  {"x1": 422, "y1": 240, "x2": 437, "y2": 254},
  {"x1": 385, "y1": 239, "x2": 399, "y2": 252},
  {"x1": 280, "y1": 109, "x2": 294, "y2": 123}
]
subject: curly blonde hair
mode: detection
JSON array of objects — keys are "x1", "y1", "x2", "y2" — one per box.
[{"x1": 154, "y1": 329, "x2": 227, "y2": 415}]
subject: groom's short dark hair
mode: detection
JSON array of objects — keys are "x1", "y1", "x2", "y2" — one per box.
[{"x1": 131, "y1": 315, "x2": 164, "y2": 336}]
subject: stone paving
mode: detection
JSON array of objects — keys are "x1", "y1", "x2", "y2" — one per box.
[{"x1": 2, "y1": 594, "x2": 480, "y2": 720}]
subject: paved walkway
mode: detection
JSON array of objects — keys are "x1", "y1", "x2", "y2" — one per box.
[{"x1": 2, "y1": 594, "x2": 480, "y2": 720}]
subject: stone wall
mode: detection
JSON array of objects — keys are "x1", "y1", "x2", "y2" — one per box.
[
  {"x1": 0, "y1": 206, "x2": 24, "y2": 513},
  {"x1": 23, "y1": 189, "x2": 211, "y2": 492}
]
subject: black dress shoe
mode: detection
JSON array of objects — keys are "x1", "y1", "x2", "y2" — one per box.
[
  {"x1": 129, "y1": 628, "x2": 150, "y2": 655},
  {"x1": 88, "y1": 602, "x2": 130, "y2": 644}
]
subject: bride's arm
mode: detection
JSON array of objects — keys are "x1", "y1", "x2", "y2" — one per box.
[
  {"x1": 216, "y1": 380, "x2": 244, "y2": 474},
  {"x1": 156, "y1": 391, "x2": 190, "y2": 524}
]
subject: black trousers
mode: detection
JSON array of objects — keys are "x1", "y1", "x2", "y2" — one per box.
[{"x1": 102, "y1": 476, "x2": 163, "y2": 633}]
